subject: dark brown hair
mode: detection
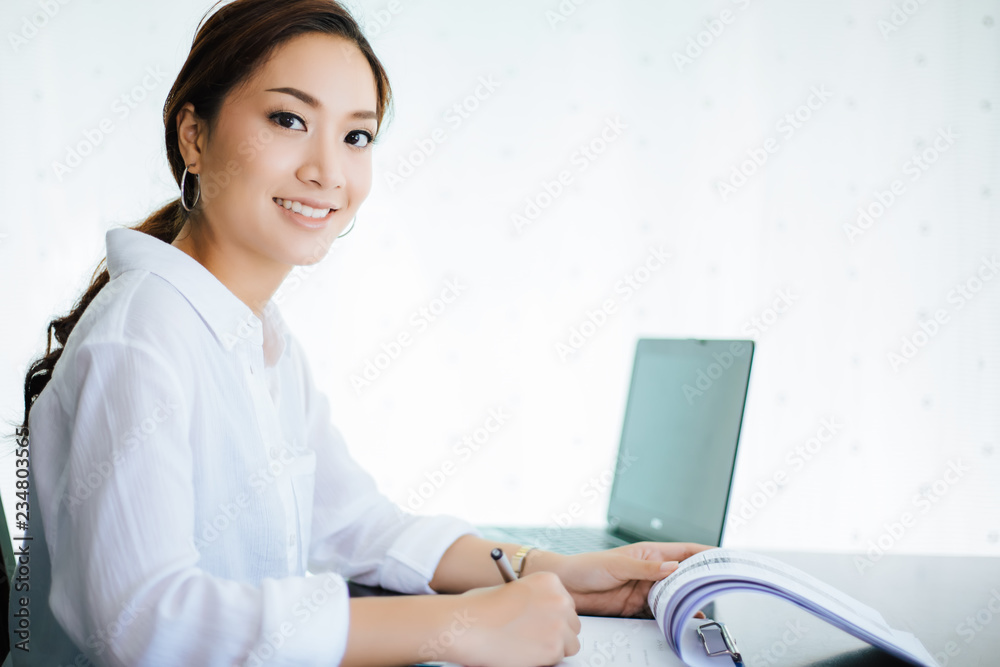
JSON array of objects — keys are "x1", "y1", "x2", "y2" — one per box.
[{"x1": 18, "y1": 0, "x2": 393, "y2": 433}]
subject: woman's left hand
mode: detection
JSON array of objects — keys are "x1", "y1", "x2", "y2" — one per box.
[{"x1": 526, "y1": 542, "x2": 715, "y2": 617}]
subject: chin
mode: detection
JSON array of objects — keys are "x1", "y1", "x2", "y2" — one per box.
[{"x1": 291, "y1": 235, "x2": 336, "y2": 266}]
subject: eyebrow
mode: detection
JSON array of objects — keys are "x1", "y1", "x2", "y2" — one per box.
[{"x1": 265, "y1": 87, "x2": 377, "y2": 120}]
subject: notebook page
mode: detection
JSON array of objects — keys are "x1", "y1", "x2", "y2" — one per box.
[
  {"x1": 648, "y1": 549, "x2": 937, "y2": 667},
  {"x1": 430, "y1": 617, "x2": 684, "y2": 667}
]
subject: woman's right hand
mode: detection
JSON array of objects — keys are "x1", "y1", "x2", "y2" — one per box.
[{"x1": 441, "y1": 571, "x2": 582, "y2": 667}]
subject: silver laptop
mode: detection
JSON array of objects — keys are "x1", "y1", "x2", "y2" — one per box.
[{"x1": 479, "y1": 338, "x2": 754, "y2": 553}]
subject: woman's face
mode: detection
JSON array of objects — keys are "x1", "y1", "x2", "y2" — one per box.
[{"x1": 181, "y1": 32, "x2": 378, "y2": 266}]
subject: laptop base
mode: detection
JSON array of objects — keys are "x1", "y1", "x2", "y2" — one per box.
[{"x1": 478, "y1": 525, "x2": 630, "y2": 555}]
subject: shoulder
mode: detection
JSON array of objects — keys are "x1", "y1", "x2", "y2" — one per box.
[
  {"x1": 82, "y1": 269, "x2": 207, "y2": 348},
  {"x1": 50, "y1": 269, "x2": 209, "y2": 392}
]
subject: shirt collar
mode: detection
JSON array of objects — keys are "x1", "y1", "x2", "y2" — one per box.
[{"x1": 105, "y1": 227, "x2": 289, "y2": 361}]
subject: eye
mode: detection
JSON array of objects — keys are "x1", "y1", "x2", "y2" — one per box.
[
  {"x1": 269, "y1": 111, "x2": 306, "y2": 131},
  {"x1": 346, "y1": 130, "x2": 374, "y2": 149}
]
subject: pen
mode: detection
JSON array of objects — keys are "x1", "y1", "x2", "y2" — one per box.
[{"x1": 491, "y1": 547, "x2": 517, "y2": 583}]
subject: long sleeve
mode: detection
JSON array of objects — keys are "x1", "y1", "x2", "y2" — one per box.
[
  {"x1": 294, "y1": 337, "x2": 481, "y2": 593},
  {"x1": 34, "y1": 341, "x2": 352, "y2": 666},
  {"x1": 15, "y1": 227, "x2": 486, "y2": 666}
]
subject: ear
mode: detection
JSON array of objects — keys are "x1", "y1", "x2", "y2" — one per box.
[{"x1": 176, "y1": 102, "x2": 206, "y2": 173}]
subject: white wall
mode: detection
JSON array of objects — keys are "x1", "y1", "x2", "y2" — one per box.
[{"x1": 1, "y1": 0, "x2": 997, "y2": 558}]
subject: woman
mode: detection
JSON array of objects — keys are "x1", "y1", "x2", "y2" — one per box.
[{"x1": 14, "y1": 1, "x2": 710, "y2": 664}]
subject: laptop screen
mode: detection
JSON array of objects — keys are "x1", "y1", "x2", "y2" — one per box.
[{"x1": 606, "y1": 339, "x2": 753, "y2": 547}]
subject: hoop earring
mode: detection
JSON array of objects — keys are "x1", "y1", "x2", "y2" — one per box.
[
  {"x1": 180, "y1": 164, "x2": 201, "y2": 211},
  {"x1": 337, "y1": 215, "x2": 357, "y2": 238}
]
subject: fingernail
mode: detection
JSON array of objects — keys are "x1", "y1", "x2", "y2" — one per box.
[{"x1": 659, "y1": 560, "x2": 679, "y2": 571}]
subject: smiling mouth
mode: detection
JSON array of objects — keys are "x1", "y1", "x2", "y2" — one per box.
[{"x1": 273, "y1": 197, "x2": 336, "y2": 219}]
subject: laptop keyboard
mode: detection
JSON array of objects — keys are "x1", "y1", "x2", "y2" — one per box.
[{"x1": 480, "y1": 526, "x2": 629, "y2": 555}]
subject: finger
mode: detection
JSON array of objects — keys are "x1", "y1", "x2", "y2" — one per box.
[
  {"x1": 659, "y1": 560, "x2": 680, "y2": 575},
  {"x1": 634, "y1": 541, "x2": 714, "y2": 563},
  {"x1": 614, "y1": 556, "x2": 680, "y2": 582},
  {"x1": 652, "y1": 559, "x2": 680, "y2": 580},
  {"x1": 681, "y1": 542, "x2": 716, "y2": 557},
  {"x1": 563, "y1": 626, "x2": 582, "y2": 657},
  {"x1": 569, "y1": 611, "x2": 582, "y2": 634}
]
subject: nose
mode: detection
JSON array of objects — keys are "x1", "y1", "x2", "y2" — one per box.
[{"x1": 297, "y1": 134, "x2": 347, "y2": 190}]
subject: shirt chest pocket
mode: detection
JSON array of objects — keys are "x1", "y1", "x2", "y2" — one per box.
[{"x1": 284, "y1": 449, "x2": 317, "y2": 570}]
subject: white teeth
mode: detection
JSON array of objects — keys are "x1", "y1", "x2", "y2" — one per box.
[{"x1": 274, "y1": 198, "x2": 332, "y2": 219}]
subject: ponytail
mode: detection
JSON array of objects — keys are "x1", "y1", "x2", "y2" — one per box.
[{"x1": 19, "y1": 199, "x2": 186, "y2": 432}]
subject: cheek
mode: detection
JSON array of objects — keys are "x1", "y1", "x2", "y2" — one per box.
[
  {"x1": 210, "y1": 117, "x2": 276, "y2": 179},
  {"x1": 239, "y1": 135, "x2": 292, "y2": 186},
  {"x1": 350, "y1": 155, "x2": 374, "y2": 199},
  {"x1": 213, "y1": 123, "x2": 288, "y2": 191}
]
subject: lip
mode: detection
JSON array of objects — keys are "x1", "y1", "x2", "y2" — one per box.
[
  {"x1": 273, "y1": 197, "x2": 339, "y2": 230},
  {"x1": 274, "y1": 195, "x2": 339, "y2": 210}
]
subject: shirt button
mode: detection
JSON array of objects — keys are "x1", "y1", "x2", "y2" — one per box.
[{"x1": 269, "y1": 446, "x2": 279, "y2": 459}]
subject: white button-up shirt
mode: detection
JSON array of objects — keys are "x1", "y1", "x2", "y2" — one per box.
[{"x1": 12, "y1": 227, "x2": 479, "y2": 666}]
